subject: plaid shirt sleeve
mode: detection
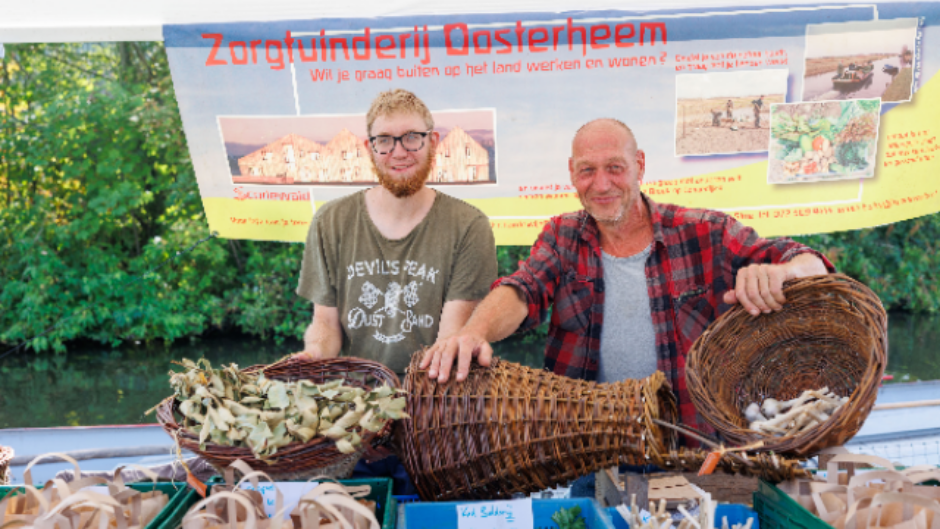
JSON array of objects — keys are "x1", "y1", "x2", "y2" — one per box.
[
  {"x1": 720, "y1": 215, "x2": 835, "y2": 274},
  {"x1": 493, "y1": 217, "x2": 567, "y2": 334}
]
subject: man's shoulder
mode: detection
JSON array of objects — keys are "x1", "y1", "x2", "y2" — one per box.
[
  {"x1": 433, "y1": 191, "x2": 490, "y2": 224},
  {"x1": 654, "y1": 200, "x2": 731, "y2": 229},
  {"x1": 314, "y1": 190, "x2": 364, "y2": 223}
]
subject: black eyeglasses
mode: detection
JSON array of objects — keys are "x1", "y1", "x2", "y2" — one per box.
[{"x1": 369, "y1": 130, "x2": 431, "y2": 155}]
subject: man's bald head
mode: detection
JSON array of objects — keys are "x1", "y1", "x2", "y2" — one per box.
[{"x1": 572, "y1": 118, "x2": 638, "y2": 157}]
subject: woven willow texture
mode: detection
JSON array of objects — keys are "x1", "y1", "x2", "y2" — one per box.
[
  {"x1": 397, "y1": 354, "x2": 810, "y2": 501},
  {"x1": 397, "y1": 354, "x2": 683, "y2": 501},
  {"x1": 687, "y1": 273, "x2": 887, "y2": 457},
  {"x1": 157, "y1": 357, "x2": 399, "y2": 480}
]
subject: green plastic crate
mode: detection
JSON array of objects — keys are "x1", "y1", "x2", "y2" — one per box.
[
  {"x1": 199, "y1": 476, "x2": 396, "y2": 529},
  {"x1": 0, "y1": 481, "x2": 189, "y2": 529},
  {"x1": 150, "y1": 477, "x2": 222, "y2": 529},
  {"x1": 752, "y1": 479, "x2": 831, "y2": 529}
]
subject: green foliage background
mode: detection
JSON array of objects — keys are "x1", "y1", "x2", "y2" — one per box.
[{"x1": 1, "y1": 43, "x2": 939, "y2": 354}]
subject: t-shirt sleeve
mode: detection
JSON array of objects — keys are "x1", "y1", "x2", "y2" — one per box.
[
  {"x1": 296, "y1": 213, "x2": 338, "y2": 307},
  {"x1": 445, "y1": 214, "x2": 498, "y2": 302}
]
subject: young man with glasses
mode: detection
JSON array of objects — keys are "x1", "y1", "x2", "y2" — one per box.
[{"x1": 294, "y1": 89, "x2": 497, "y2": 377}]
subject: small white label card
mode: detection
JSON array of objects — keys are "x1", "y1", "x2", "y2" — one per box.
[
  {"x1": 239, "y1": 481, "x2": 319, "y2": 519},
  {"x1": 456, "y1": 499, "x2": 534, "y2": 529}
]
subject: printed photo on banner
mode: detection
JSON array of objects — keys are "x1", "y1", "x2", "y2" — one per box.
[
  {"x1": 218, "y1": 109, "x2": 497, "y2": 186},
  {"x1": 674, "y1": 69, "x2": 788, "y2": 157},
  {"x1": 768, "y1": 98, "x2": 881, "y2": 184},
  {"x1": 802, "y1": 18, "x2": 919, "y2": 103}
]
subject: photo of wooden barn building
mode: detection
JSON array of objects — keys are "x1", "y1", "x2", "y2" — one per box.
[
  {"x1": 233, "y1": 127, "x2": 491, "y2": 185},
  {"x1": 431, "y1": 127, "x2": 490, "y2": 183}
]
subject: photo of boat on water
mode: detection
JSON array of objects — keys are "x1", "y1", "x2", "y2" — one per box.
[{"x1": 802, "y1": 18, "x2": 918, "y2": 103}]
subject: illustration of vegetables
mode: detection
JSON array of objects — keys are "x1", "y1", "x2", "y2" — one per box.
[{"x1": 773, "y1": 100, "x2": 878, "y2": 179}]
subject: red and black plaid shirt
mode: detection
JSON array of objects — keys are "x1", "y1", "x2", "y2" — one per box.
[{"x1": 495, "y1": 194, "x2": 834, "y2": 436}]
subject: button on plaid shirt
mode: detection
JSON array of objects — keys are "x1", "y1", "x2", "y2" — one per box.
[{"x1": 495, "y1": 195, "x2": 834, "y2": 436}]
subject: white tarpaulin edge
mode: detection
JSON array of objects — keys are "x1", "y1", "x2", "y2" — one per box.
[{"x1": 0, "y1": 0, "x2": 914, "y2": 43}]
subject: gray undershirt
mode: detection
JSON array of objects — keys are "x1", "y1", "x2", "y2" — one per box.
[{"x1": 597, "y1": 245, "x2": 659, "y2": 383}]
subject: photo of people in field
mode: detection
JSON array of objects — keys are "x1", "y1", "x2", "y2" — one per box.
[
  {"x1": 674, "y1": 69, "x2": 788, "y2": 157},
  {"x1": 802, "y1": 18, "x2": 918, "y2": 103},
  {"x1": 768, "y1": 98, "x2": 881, "y2": 184}
]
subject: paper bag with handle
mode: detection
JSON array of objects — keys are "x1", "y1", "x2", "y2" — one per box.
[
  {"x1": 3, "y1": 453, "x2": 109, "y2": 522},
  {"x1": 206, "y1": 461, "x2": 271, "y2": 524},
  {"x1": 290, "y1": 482, "x2": 379, "y2": 529},
  {"x1": 75, "y1": 464, "x2": 172, "y2": 529},
  {"x1": 844, "y1": 491, "x2": 940, "y2": 529},
  {"x1": 0, "y1": 486, "x2": 129, "y2": 529},
  {"x1": 183, "y1": 491, "x2": 289, "y2": 529},
  {"x1": 825, "y1": 470, "x2": 915, "y2": 528}
]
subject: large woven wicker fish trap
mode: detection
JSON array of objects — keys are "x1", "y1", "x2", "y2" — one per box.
[
  {"x1": 397, "y1": 354, "x2": 807, "y2": 501},
  {"x1": 396, "y1": 354, "x2": 682, "y2": 501}
]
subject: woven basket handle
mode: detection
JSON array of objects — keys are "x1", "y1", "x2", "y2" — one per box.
[{"x1": 827, "y1": 454, "x2": 897, "y2": 484}]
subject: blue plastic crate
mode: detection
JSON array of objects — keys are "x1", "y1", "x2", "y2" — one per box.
[
  {"x1": 607, "y1": 504, "x2": 759, "y2": 529},
  {"x1": 404, "y1": 498, "x2": 614, "y2": 529}
]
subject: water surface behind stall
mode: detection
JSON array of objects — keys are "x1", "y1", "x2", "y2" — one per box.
[{"x1": 0, "y1": 312, "x2": 936, "y2": 428}]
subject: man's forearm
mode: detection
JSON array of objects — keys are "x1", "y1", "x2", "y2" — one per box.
[
  {"x1": 303, "y1": 307, "x2": 343, "y2": 358},
  {"x1": 463, "y1": 285, "x2": 529, "y2": 343},
  {"x1": 785, "y1": 252, "x2": 830, "y2": 277}
]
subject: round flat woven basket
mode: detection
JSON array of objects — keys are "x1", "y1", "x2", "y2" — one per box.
[
  {"x1": 686, "y1": 273, "x2": 887, "y2": 457},
  {"x1": 156, "y1": 357, "x2": 399, "y2": 480}
]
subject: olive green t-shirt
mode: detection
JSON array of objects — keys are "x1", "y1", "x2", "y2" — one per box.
[{"x1": 296, "y1": 190, "x2": 497, "y2": 374}]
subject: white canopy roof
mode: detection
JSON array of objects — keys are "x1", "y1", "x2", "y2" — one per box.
[{"x1": 0, "y1": 0, "x2": 905, "y2": 43}]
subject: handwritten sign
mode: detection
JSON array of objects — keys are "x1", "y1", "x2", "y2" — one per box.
[
  {"x1": 456, "y1": 499, "x2": 534, "y2": 529},
  {"x1": 239, "y1": 481, "x2": 319, "y2": 519}
]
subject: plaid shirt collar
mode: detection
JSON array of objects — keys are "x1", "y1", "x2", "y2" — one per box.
[{"x1": 575, "y1": 193, "x2": 666, "y2": 255}]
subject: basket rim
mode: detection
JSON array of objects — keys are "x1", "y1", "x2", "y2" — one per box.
[
  {"x1": 685, "y1": 273, "x2": 887, "y2": 456},
  {"x1": 156, "y1": 357, "x2": 399, "y2": 468}
]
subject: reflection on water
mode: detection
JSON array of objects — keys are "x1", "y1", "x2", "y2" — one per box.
[
  {"x1": 0, "y1": 311, "x2": 936, "y2": 428},
  {"x1": 803, "y1": 57, "x2": 904, "y2": 101},
  {"x1": 0, "y1": 337, "x2": 296, "y2": 429}
]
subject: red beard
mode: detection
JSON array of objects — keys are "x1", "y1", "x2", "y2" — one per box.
[{"x1": 372, "y1": 148, "x2": 434, "y2": 198}]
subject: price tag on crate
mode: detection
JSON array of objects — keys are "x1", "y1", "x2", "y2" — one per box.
[
  {"x1": 240, "y1": 481, "x2": 319, "y2": 519},
  {"x1": 456, "y1": 498, "x2": 534, "y2": 529}
]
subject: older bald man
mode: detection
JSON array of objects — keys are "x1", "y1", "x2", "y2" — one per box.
[{"x1": 421, "y1": 118, "x2": 833, "y2": 436}]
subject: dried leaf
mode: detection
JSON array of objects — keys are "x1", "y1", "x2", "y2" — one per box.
[
  {"x1": 266, "y1": 383, "x2": 291, "y2": 409},
  {"x1": 199, "y1": 415, "x2": 212, "y2": 445},
  {"x1": 335, "y1": 438, "x2": 356, "y2": 454},
  {"x1": 247, "y1": 422, "x2": 272, "y2": 451}
]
